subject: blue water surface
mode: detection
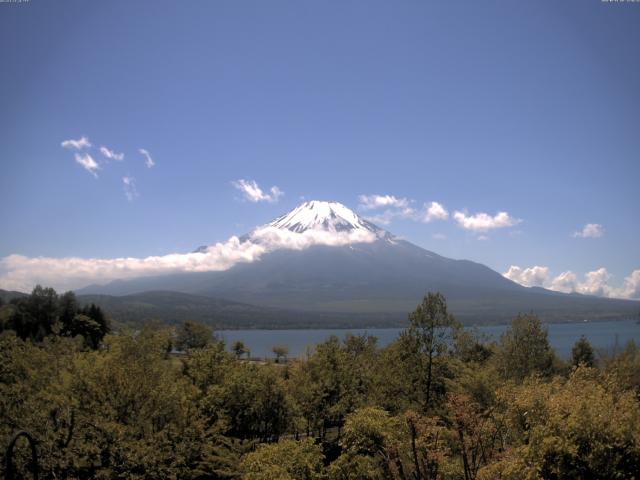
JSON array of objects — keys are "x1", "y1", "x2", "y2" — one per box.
[{"x1": 219, "y1": 319, "x2": 640, "y2": 360}]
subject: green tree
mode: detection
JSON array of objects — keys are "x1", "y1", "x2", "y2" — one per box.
[
  {"x1": 57, "y1": 290, "x2": 78, "y2": 335},
  {"x1": 69, "y1": 313, "x2": 103, "y2": 349},
  {"x1": 27, "y1": 285, "x2": 59, "y2": 340},
  {"x1": 486, "y1": 367, "x2": 640, "y2": 479},
  {"x1": 175, "y1": 320, "x2": 213, "y2": 351},
  {"x1": 446, "y1": 393, "x2": 505, "y2": 480},
  {"x1": 183, "y1": 339, "x2": 233, "y2": 392},
  {"x1": 496, "y1": 313, "x2": 555, "y2": 381},
  {"x1": 330, "y1": 406, "x2": 397, "y2": 479},
  {"x1": 399, "y1": 292, "x2": 460, "y2": 411},
  {"x1": 70, "y1": 328, "x2": 235, "y2": 479},
  {"x1": 602, "y1": 339, "x2": 640, "y2": 399},
  {"x1": 233, "y1": 340, "x2": 248, "y2": 359},
  {"x1": 81, "y1": 303, "x2": 109, "y2": 338},
  {"x1": 240, "y1": 438, "x2": 325, "y2": 480},
  {"x1": 0, "y1": 331, "x2": 81, "y2": 478},
  {"x1": 5, "y1": 285, "x2": 59, "y2": 341},
  {"x1": 210, "y1": 363, "x2": 294, "y2": 441},
  {"x1": 572, "y1": 335, "x2": 596, "y2": 368},
  {"x1": 273, "y1": 344, "x2": 289, "y2": 363}
]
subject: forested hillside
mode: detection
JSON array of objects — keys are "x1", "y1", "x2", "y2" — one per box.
[{"x1": 2, "y1": 288, "x2": 640, "y2": 478}]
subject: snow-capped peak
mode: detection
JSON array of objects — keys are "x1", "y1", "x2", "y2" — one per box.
[
  {"x1": 194, "y1": 201, "x2": 390, "y2": 254},
  {"x1": 268, "y1": 200, "x2": 384, "y2": 235}
]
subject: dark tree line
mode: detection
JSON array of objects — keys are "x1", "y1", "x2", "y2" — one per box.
[{"x1": 0, "y1": 286, "x2": 109, "y2": 348}]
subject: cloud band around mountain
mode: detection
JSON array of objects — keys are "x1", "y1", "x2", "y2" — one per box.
[{"x1": 0, "y1": 224, "x2": 377, "y2": 292}]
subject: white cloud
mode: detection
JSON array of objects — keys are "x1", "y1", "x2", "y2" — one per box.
[
  {"x1": 578, "y1": 267, "x2": 612, "y2": 297},
  {"x1": 74, "y1": 153, "x2": 100, "y2": 178},
  {"x1": 358, "y1": 194, "x2": 409, "y2": 211},
  {"x1": 453, "y1": 210, "x2": 521, "y2": 232},
  {"x1": 122, "y1": 176, "x2": 139, "y2": 201},
  {"x1": 423, "y1": 201, "x2": 449, "y2": 222},
  {"x1": 617, "y1": 270, "x2": 640, "y2": 300},
  {"x1": 503, "y1": 265, "x2": 550, "y2": 287},
  {"x1": 61, "y1": 136, "x2": 92, "y2": 150},
  {"x1": 549, "y1": 271, "x2": 578, "y2": 293},
  {"x1": 232, "y1": 179, "x2": 284, "y2": 203},
  {"x1": 251, "y1": 225, "x2": 376, "y2": 251},
  {"x1": 100, "y1": 146, "x2": 124, "y2": 161},
  {"x1": 549, "y1": 268, "x2": 612, "y2": 297},
  {"x1": 359, "y1": 195, "x2": 451, "y2": 226},
  {"x1": 506, "y1": 265, "x2": 640, "y2": 300},
  {"x1": 0, "y1": 223, "x2": 378, "y2": 292},
  {"x1": 0, "y1": 237, "x2": 267, "y2": 292},
  {"x1": 573, "y1": 223, "x2": 604, "y2": 238},
  {"x1": 139, "y1": 148, "x2": 155, "y2": 168}
]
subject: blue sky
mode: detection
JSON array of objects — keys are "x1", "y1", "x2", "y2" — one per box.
[{"x1": 0, "y1": 0, "x2": 638, "y2": 296}]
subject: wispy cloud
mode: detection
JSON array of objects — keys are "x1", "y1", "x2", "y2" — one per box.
[
  {"x1": 453, "y1": 210, "x2": 521, "y2": 232},
  {"x1": 139, "y1": 148, "x2": 155, "y2": 168},
  {"x1": 504, "y1": 265, "x2": 640, "y2": 300},
  {"x1": 358, "y1": 194, "x2": 409, "y2": 210},
  {"x1": 74, "y1": 153, "x2": 100, "y2": 178},
  {"x1": 61, "y1": 136, "x2": 92, "y2": 150},
  {"x1": 359, "y1": 194, "x2": 451, "y2": 226},
  {"x1": 364, "y1": 208, "x2": 416, "y2": 225},
  {"x1": 573, "y1": 223, "x2": 604, "y2": 238},
  {"x1": 232, "y1": 179, "x2": 284, "y2": 203},
  {"x1": 122, "y1": 176, "x2": 139, "y2": 201},
  {"x1": 100, "y1": 146, "x2": 124, "y2": 161}
]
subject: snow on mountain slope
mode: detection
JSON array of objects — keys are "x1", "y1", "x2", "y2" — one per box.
[
  {"x1": 246, "y1": 200, "x2": 390, "y2": 250},
  {"x1": 268, "y1": 200, "x2": 385, "y2": 236},
  {"x1": 195, "y1": 201, "x2": 389, "y2": 253}
]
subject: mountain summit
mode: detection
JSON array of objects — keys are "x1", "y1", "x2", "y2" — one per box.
[{"x1": 268, "y1": 200, "x2": 384, "y2": 237}]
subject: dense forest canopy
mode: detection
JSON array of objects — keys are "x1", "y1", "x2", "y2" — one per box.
[{"x1": 1, "y1": 287, "x2": 639, "y2": 479}]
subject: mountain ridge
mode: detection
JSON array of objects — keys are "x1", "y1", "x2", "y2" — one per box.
[{"x1": 76, "y1": 200, "x2": 640, "y2": 326}]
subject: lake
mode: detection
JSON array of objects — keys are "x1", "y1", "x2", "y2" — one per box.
[{"x1": 218, "y1": 319, "x2": 640, "y2": 360}]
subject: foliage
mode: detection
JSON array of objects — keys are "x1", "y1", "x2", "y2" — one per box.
[
  {"x1": 232, "y1": 340, "x2": 248, "y2": 359},
  {"x1": 398, "y1": 292, "x2": 460, "y2": 411},
  {"x1": 240, "y1": 438, "x2": 324, "y2": 480},
  {"x1": 495, "y1": 313, "x2": 556, "y2": 381},
  {"x1": 486, "y1": 366, "x2": 640, "y2": 479},
  {"x1": 0, "y1": 286, "x2": 108, "y2": 348},
  {"x1": 2, "y1": 289, "x2": 640, "y2": 479},
  {"x1": 209, "y1": 363, "x2": 294, "y2": 441},
  {"x1": 175, "y1": 319, "x2": 213, "y2": 351},
  {"x1": 571, "y1": 335, "x2": 596, "y2": 368},
  {"x1": 272, "y1": 344, "x2": 289, "y2": 363}
]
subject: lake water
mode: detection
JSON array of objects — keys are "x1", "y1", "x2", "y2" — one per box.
[{"x1": 218, "y1": 319, "x2": 640, "y2": 360}]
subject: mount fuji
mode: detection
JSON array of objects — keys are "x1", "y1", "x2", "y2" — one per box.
[{"x1": 77, "y1": 201, "x2": 639, "y2": 326}]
